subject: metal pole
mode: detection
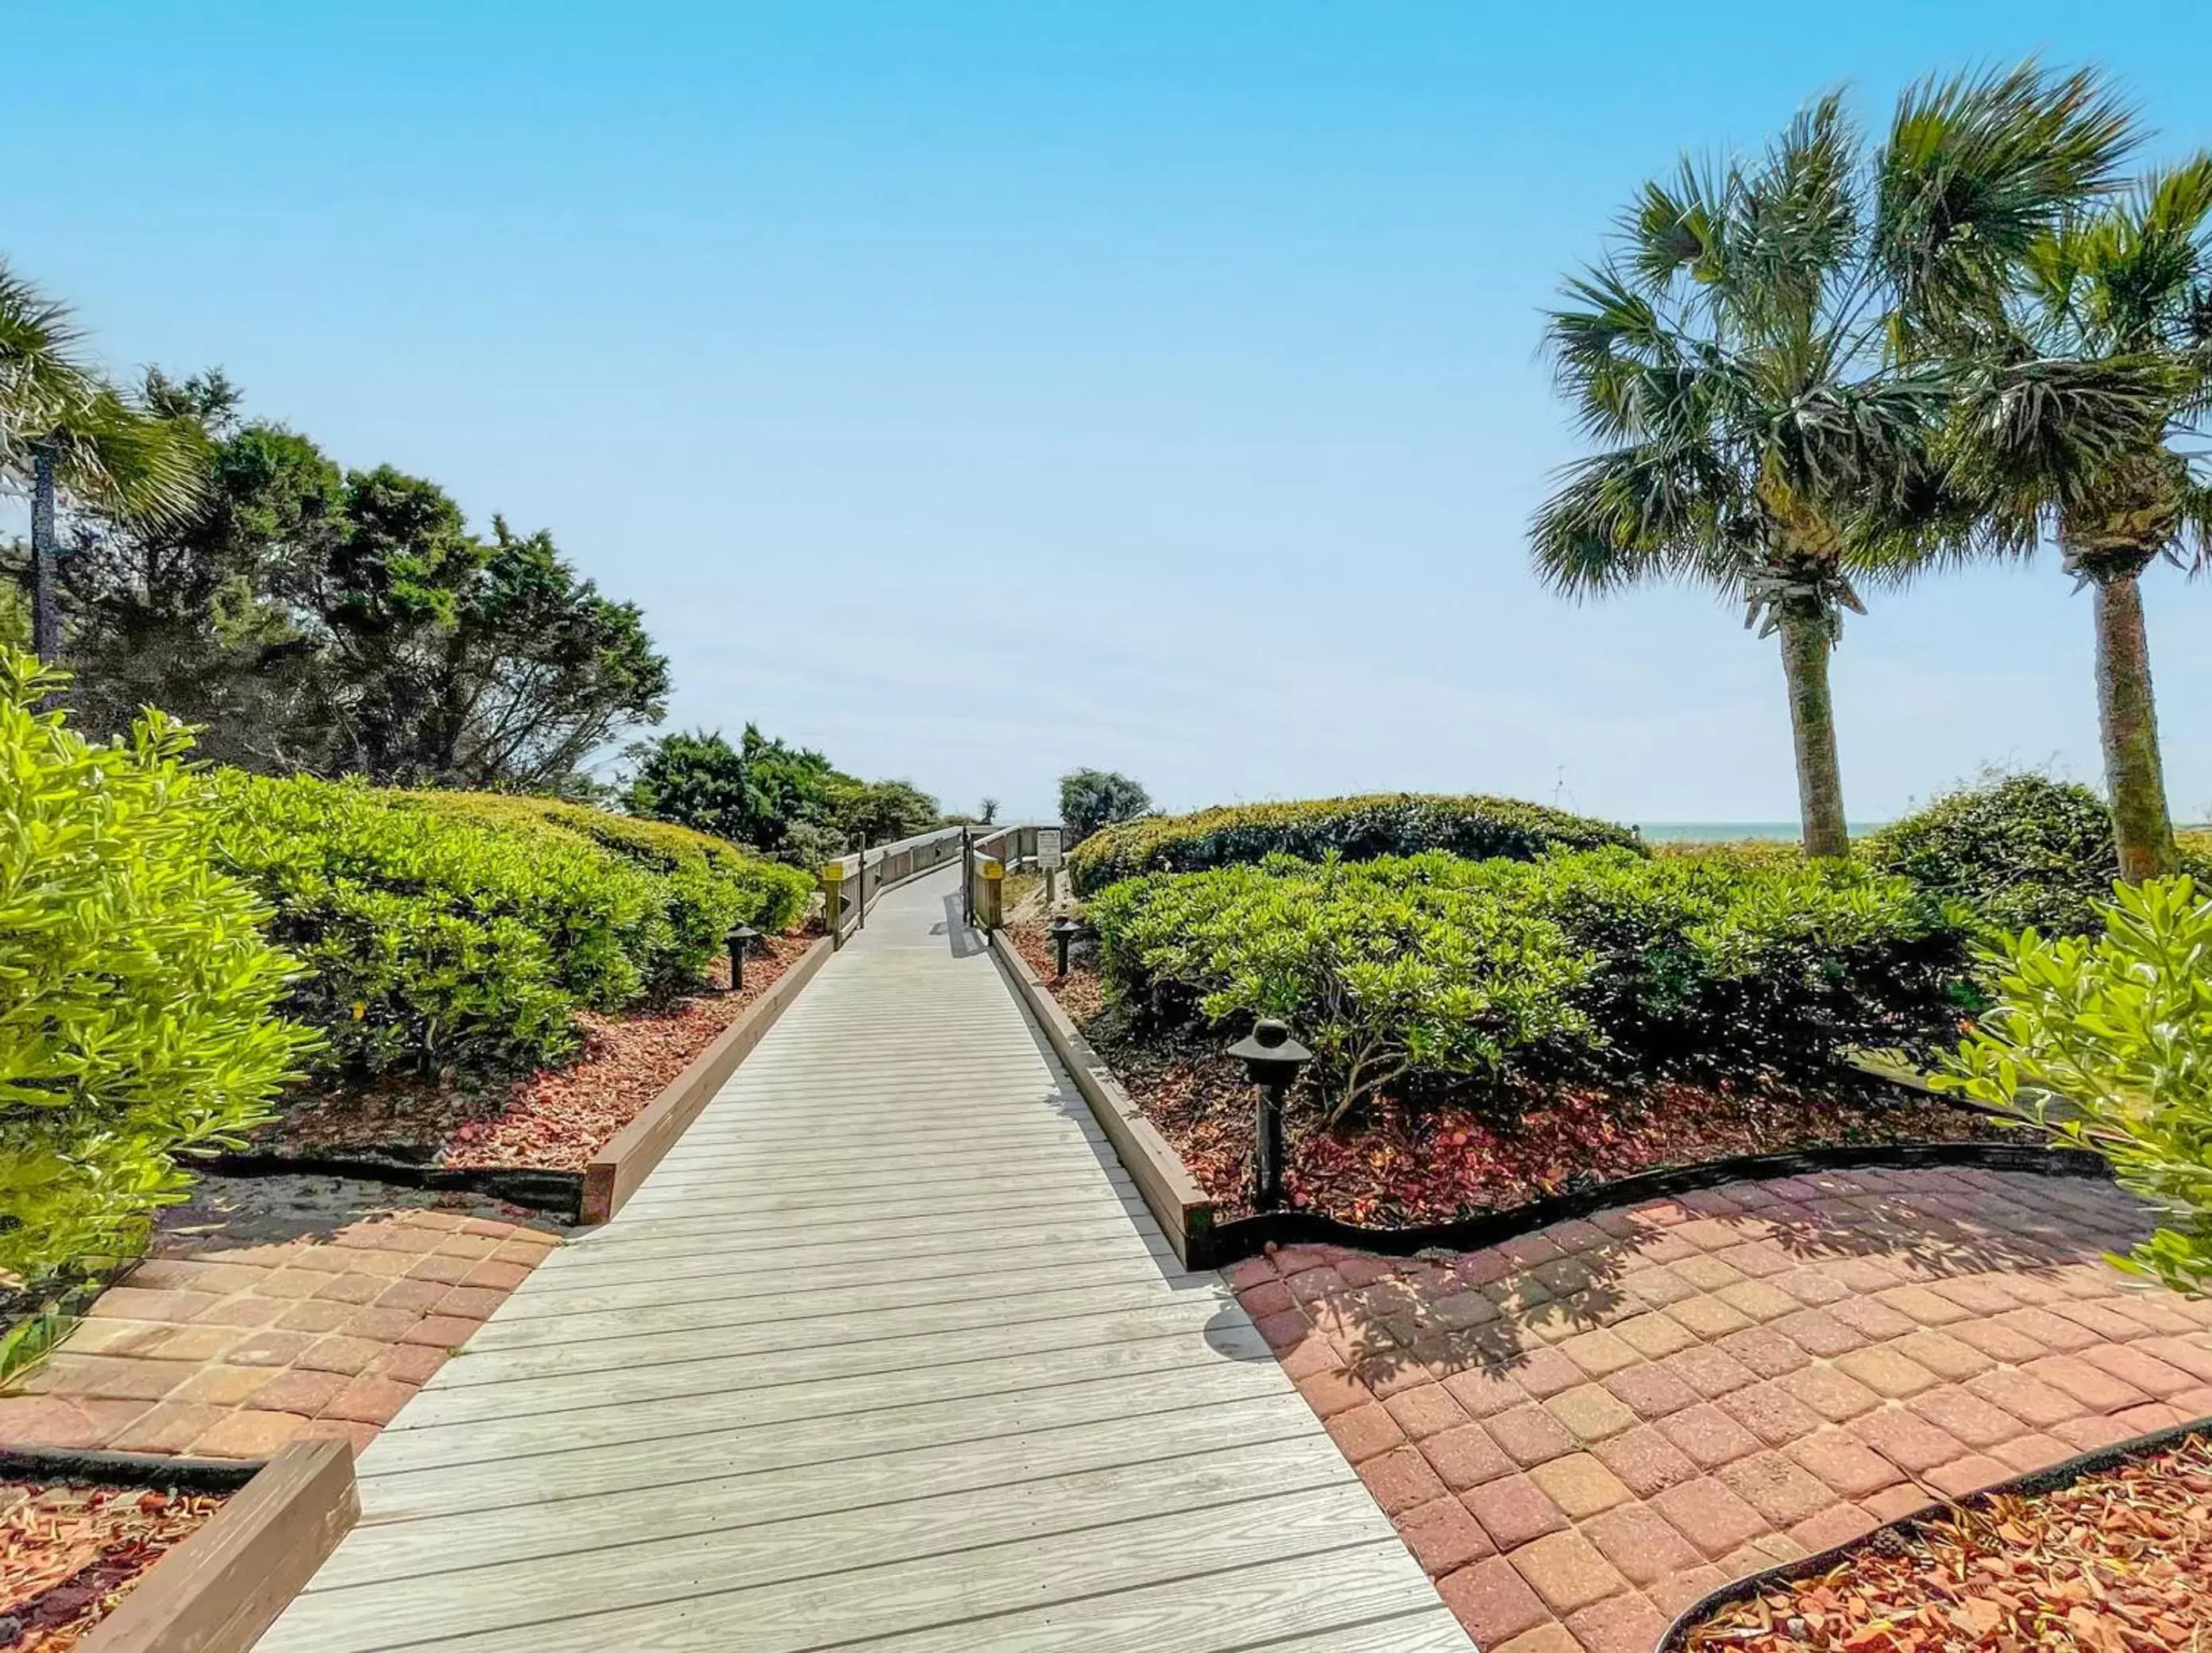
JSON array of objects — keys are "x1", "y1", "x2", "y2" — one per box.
[
  {"x1": 1253, "y1": 1083, "x2": 1287, "y2": 1210},
  {"x1": 858, "y1": 836, "x2": 868, "y2": 931}
]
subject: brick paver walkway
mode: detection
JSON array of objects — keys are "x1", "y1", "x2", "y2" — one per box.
[
  {"x1": 1226, "y1": 1167, "x2": 2212, "y2": 1653},
  {"x1": 1, "y1": 1180, "x2": 562, "y2": 1459}
]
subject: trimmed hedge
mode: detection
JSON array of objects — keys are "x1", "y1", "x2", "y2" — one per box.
[
  {"x1": 0, "y1": 654, "x2": 318, "y2": 1284},
  {"x1": 207, "y1": 776, "x2": 812, "y2": 1077},
  {"x1": 1067, "y1": 793, "x2": 1643, "y2": 895},
  {"x1": 1865, "y1": 773, "x2": 2212, "y2": 939},
  {"x1": 1090, "y1": 848, "x2": 1974, "y2": 1118}
]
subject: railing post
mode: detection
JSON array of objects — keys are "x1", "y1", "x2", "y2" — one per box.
[
  {"x1": 857, "y1": 836, "x2": 868, "y2": 931},
  {"x1": 820, "y1": 861, "x2": 846, "y2": 948}
]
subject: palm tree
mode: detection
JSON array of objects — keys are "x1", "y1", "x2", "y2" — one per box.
[
  {"x1": 0, "y1": 260, "x2": 205, "y2": 663},
  {"x1": 1533, "y1": 68, "x2": 2133, "y2": 859},
  {"x1": 1880, "y1": 78, "x2": 2208, "y2": 880}
]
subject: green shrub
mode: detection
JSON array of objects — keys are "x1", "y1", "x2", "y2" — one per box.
[
  {"x1": 1068, "y1": 792, "x2": 1643, "y2": 894},
  {"x1": 1090, "y1": 847, "x2": 1972, "y2": 1116},
  {"x1": 1938, "y1": 876, "x2": 2212, "y2": 1296},
  {"x1": 1860, "y1": 772, "x2": 2212, "y2": 938},
  {"x1": 1060, "y1": 768, "x2": 1152, "y2": 844},
  {"x1": 0, "y1": 653, "x2": 319, "y2": 1284},
  {"x1": 206, "y1": 775, "x2": 811, "y2": 1077}
]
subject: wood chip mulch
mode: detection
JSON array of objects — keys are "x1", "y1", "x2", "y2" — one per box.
[
  {"x1": 259, "y1": 935, "x2": 806, "y2": 1171},
  {"x1": 1011, "y1": 923, "x2": 2002, "y2": 1227},
  {"x1": 1687, "y1": 1432, "x2": 2212, "y2": 1652},
  {"x1": 1, "y1": 1483, "x2": 224, "y2": 1651}
]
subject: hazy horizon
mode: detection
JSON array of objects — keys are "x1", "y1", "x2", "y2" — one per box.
[{"x1": 14, "y1": 4, "x2": 2209, "y2": 828}]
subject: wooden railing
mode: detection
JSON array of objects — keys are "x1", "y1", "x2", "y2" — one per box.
[{"x1": 819, "y1": 825, "x2": 967, "y2": 947}]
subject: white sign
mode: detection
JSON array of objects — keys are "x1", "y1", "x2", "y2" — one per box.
[{"x1": 1037, "y1": 828, "x2": 1063, "y2": 871}]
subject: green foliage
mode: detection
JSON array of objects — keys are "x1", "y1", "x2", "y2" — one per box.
[
  {"x1": 41, "y1": 375, "x2": 667, "y2": 790},
  {"x1": 1069, "y1": 793, "x2": 1644, "y2": 896},
  {"x1": 626, "y1": 725, "x2": 861, "y2": 862},
  {"x1": 205, "y1": 774, "x2": 809, "y2": 1078},
  {"x1": 1864, "y1": 774, "x2": 2124, "y2": 937},
  {"x1": 1060, "y1": 769, "x2": 1153, "y2": 844},
  {"x1": 1866, "y1": 773, "x2": 2212, "y2": 939},
  {"x1": 1090, "y1": 847, "x2": 1972, "y2": 1118},
  {"x1": 838, "y1": 779, "x2": 944, "y2": 846},
  {"x1": 0, "y1": 651, "x2": 318, "y2": 1286},
  {"x1": 1938, "y1": 877, "x2": 2212, "y2": 1296}
]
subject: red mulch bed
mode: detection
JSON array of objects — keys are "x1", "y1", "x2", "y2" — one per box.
[
  {"x1": 1011, "y1": 924, "x2": 2001, "y2": 1227},
  {"x1": 1687, "y1": 1431, "x2": 2212, "y2": 1651},
  {"x1": 257, "y1": 935, "x2": 807, "y2": 1172},
  {"x1": 2, "y1": 1483, "x2": 224, "y2": 1651}
]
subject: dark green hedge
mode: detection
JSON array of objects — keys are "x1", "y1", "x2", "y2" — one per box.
[
  {"x1": 1864, "y1": 773, "x2": 2211, "y2": 938},
  {"x1": 1067, "y1": 793, "x2": 1643, "y2": 895}
]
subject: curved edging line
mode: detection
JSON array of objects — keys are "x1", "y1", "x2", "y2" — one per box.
[
  {"x1": 986, "y1": 928, "x2": 2116, "y2": 1274},
  {"x1": 1654, "y1": 1417, "x2": 2212, "y2": 1651},
  {"x1": 0, "y1": 1443, "x2": 262, "y2": 1493},
  {"x1": 1194, "y1": 1141, "x2": 2113, "y2": 1268},
  {"x1": 199, "y1": 1151, "x2": 585, "y2": 1222}
]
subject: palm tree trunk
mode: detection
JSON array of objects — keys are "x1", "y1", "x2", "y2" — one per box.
[
  {"x1": 2091, "y1": 571, "x2": 2177, "y2": 882},
  {"x1": 29, "y1": 442, "x2": 60, "y2": 664},
  {"x1": 1778, "y1": 613, "x2": 1850, "y2": 859}
]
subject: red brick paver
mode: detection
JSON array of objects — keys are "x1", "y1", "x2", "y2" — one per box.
[
  {"x1": 1, "y1": 1195, "x2": 560, "y2": 1460},
  {"x1": 1231, "y1": 1167, "x2": 2212, "y2": 1653}
]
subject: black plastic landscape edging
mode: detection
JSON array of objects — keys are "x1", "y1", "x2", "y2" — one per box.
[
  {"x1": 1654, "y1": 1416, "x2": 2212, "y2": 1651},
  {"x1": 1186, "y1": 1140, "x2": 2113, "y2": 1269},
  {"x1": 0, "y1": 1443, "x2": 262, "y2": 1493},
  {"x1": 199, "y1": 1151, "x2": 583, "y2": 1222}
]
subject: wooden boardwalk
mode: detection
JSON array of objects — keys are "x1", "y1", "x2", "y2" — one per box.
[{"x1": 257, "y1": 867, "x2": 1469, "y2": 1652}]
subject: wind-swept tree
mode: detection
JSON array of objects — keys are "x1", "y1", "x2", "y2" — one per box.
[
  {"x1": 1533, "y1": 71, "x2": 2130, "y2": 858},
  {"x1": 0, "y1": 261, "x2": 205, "y2": 663},
  {"x1": 1881, "y1": 72, "x2": 2207, "y2": 880}
]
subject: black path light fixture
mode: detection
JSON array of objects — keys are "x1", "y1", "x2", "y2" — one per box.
[
  {"x1": 725, "y1": 923, "x2": 759, "y2": 992},
  {"x1": 1226, "y1": 1018, "x2": 1312, "y2": 1211},
  {"x1": 1048, "y1": 914, "x2": 1081, "y2": 979}
]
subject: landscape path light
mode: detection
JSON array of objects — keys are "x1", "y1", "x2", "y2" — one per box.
[
  {"x1": 1048, "y1": 914, "x2": 1080, "y2": 979},
  {"x1": 726, "y1": 923, "x2": 759, "y2": 992},
  {"x1": 1226, "y1": 1018, "x2": 1312, "y2": 1212}
]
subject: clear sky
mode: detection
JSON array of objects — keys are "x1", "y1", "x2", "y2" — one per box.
[{"x1": 17, "y1": 2, "x2": 2210, "y2": 825}]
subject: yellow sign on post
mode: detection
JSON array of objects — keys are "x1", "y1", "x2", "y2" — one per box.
[{"x1": 977, "y1": 858, "x2": 1004, "y2": 932}]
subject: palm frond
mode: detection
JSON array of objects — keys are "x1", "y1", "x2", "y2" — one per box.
[
  {"x1": 1948, "y1": 352, "x2": 2179, "y2": 513},
  {"x1": 1529, "y1": 446, "x2": 1746, "y2": 599},
  {"x1": 1876, "y1": 61, "x2": 2138, "y2": 341}
]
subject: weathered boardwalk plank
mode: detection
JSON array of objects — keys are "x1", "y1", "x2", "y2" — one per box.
[{"x1": 257, "y1": 867, "x2": 1466, "y2": 1651}]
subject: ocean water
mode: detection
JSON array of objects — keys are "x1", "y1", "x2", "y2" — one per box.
[{"x1": 1635, "y1": 821, "x2": 1889, "y2": 843}]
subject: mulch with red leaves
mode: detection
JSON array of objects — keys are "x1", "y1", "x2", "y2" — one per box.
[
  {"x1": 258, "y1": 936, "x2": 806, "y2": 1172},
  {"x1": 1687, "y1": 1432, "x2": 2212, "y2": 1651},
  {"x1": 1011, "y1": 924, "x2": 2001, "y2": 1227},
  {"x1": 2, "y1": 1483, "x2": 224, "y2": 1651}
]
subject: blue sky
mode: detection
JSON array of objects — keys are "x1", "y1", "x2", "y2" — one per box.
[{"x1": 17, "y1": 2, "x2": 2210, "y2": 824}]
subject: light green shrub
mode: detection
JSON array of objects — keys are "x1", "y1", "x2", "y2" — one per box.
[
  {"x1": 0, "y1": 652, "x2": 319, "y2": 1284},
  {"x1": 1937, "y1": 876, "x2": 2212, "y2": 1296},
  {"x1": 1090, "y1": 847, "x2": 1973, "y2": 1116},
  {"x1": 207, "y1": 775, "x2": 812, "y2": 1077},
  {"x1": 1068, "y1": 792, "x2": 1643, "y2": 895}
]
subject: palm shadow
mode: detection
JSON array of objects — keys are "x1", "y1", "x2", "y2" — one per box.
[{"x1": 1285, "y1": 1164, "x2": 2156, "y2": 1393}]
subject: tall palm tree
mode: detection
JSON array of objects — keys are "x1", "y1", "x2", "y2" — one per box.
[
  {"x1": 1881, "y1": 82, "x2": 2209, "y2": 880},
  {"x1": 1533, "y1": 68, "x2": 2133, "y2": 859},
  {"x1": 0, "y1": 260, "x2": 205, "y2": 663}
]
